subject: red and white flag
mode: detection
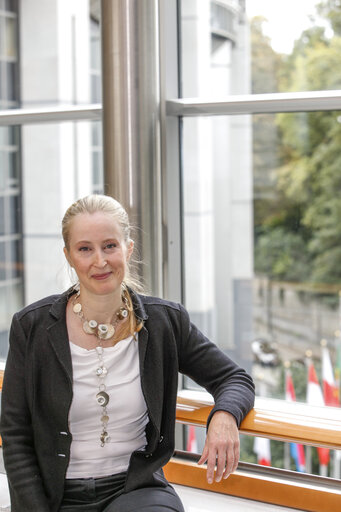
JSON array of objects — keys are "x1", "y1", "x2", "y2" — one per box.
[
  {"x1": 286, "y1": 369, "x2": 306, "y2": 471},
  {"x1": 254, "y1": 436, "x2": 271, "y2": 466},
  {"x1": 322, "y1": 347, "x2": 339, "y2": 407},
  {"x1": 186, "y1": 425, "x2": 198, "y2": 453},
  {"x1": 307, "y1": 361, "x2": 330, "y2": 466}
]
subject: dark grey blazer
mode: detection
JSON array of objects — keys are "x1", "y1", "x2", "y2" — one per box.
[{"x1": 0, "y1": 288, "x2": 255, "y2": 512}]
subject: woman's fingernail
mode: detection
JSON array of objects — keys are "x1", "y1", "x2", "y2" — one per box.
[{"x1": 208, "y1": 478, "x2": 213, "y2": 484}]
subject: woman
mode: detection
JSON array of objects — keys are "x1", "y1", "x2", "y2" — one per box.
[{"x1": 1, "y1": 194, "x2": 255, "y2": 512}]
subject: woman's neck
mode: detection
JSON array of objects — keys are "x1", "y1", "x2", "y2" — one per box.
[{"x1": 77, "y1": 287, "x2": 123, "y2": 324}]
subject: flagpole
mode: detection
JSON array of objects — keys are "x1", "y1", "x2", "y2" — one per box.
[
  {"x1": 305, "y1": 350, "x2": 312, "y2": 474},
  {"x1": 333, "y1": 309, "x2": 341, "y2": 478},
  {"x1": 284, "y1": 362, "x2": 291, "y2": 470}
]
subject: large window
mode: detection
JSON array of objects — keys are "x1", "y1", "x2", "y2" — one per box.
[
  {"x1": 178, "y1": 0, "x2": 341, "y2": 477},
  {"x1": 0, "y1": 0, "x2": 102, "y2": 358},
  {"x1": 0, "y1": 0, "x2": 340, "y2": 482}
]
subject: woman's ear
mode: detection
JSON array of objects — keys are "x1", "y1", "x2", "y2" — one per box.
[{"x1": 126, "y1": 239, "x2": 134, "y2": 261}]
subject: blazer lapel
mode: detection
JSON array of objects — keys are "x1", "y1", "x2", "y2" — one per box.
[
  {"x1": 46, "y1": 290, "x2": 73, "y2": 383},
  {"x1": 47, "y1": 319, "x2": 73, "y2": 383}
]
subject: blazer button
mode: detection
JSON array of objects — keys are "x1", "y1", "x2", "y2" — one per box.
[{"x1": 145, "y1": 453, "x2": 153, "y2": 458}]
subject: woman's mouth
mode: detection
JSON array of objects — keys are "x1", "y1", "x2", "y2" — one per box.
[{"x1": 92, "y1": 272, "x2": 112, "y2": 280}]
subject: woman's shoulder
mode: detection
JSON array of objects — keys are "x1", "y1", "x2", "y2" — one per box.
[
  {"x1": 134, "y1": 292, "x2": 190, "y2": 328},
  {"x1": 137, "y1": 292, "x2": 183, "y2": 312},
  {"x1": 14, "y1": 289, "x2": 69, "y2": 322}
]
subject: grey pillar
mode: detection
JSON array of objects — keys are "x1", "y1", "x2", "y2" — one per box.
[{"x1": 100, "y1": 0, "x2": 162, "y2": 295}]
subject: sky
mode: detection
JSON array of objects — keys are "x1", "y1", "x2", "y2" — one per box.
[{"x1": 245, "y1": 0, "x2": 323, "y2": 54}]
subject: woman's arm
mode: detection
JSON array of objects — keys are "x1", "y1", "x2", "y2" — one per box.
[
  {"x1": 0, "y1": 314, "x2": 50, "y2": 511},
  {"x1": 177, "y1": 305, "x2": 255, "y2": 483}
]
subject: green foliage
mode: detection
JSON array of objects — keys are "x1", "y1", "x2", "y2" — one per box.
[
  {"x1": 255, "y1": 227, "x2": 311, "y2": 281},
  {"x1": 317, "y1": 0, "x2": 341, "y2": 35},
  {"x1": 252, "y1": 1, "x2": 341, "y2": 288}
]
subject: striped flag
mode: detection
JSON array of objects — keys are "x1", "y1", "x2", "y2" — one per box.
[
  {"x1": 286, "y1": 369, "x2": 306, "y2": 471},
  {"x1": 322, "y1": 346, "x2": 339, "y2": 407},
  {"x1": 307, "y1": 361, "x2": 330, "y2": 467}
]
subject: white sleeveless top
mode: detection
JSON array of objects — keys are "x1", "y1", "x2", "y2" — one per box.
[{"x1": 66, "y1": 334, "x2": 149, "y2": 479}]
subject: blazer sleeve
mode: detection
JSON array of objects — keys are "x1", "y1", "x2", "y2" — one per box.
[
  {"x1": 177, "y1": 304, "x2": 255, "y2": 428},
  {"x1": 0, "y1": 313, "x2": 50, "y2": 512}
]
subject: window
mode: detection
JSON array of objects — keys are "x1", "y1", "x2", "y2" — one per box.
[
  {"x1": 177, "y1": 0, "x2": 341, "y2": 477},
  {"x1": 0, "y1": 0, "x2": 103, "y2": 358}
]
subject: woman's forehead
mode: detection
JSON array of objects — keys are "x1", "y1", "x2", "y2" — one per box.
[{"x1": 69, "y1": 212, "x2": 123, "y2": 240}]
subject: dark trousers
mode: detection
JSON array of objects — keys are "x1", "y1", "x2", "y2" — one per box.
[{"x1": 59, "y1": 472, "x2": 185, "y2": 512}]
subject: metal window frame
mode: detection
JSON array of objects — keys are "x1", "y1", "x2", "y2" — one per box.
[
  {"x1": 166, "y1": 90, "x2": 341, "y2": 116},
  {"x1": 1, "y1": 89, "x2": 340, "y2": 127}
]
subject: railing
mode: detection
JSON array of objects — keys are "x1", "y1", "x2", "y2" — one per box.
[
  {"x1": 1, "y1": 370, "x2": 340, "y2": 509},
  {"x1": 163, "y1": 390, "x2": 341, "y2": 512},
  {"x1": 176, "y1": 390, "x2": 341, "y2": 449}
]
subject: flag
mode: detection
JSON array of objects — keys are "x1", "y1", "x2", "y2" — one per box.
[
  {"x1": 254, "y1": 436, "x2": 271, "y2": 466},
  {"x1": 322, "y1": 346, "x2": 339, "y2": 407},
  {"x1": 286, "y1": 369, "x2": 305, "y2": 471},
  {"x1": 335, "y1": 341, "x2": 341, "y2": 403},
  {"x1": 307, "y1": 361, "x2": 330, "y2": 466},
  {"x1": 186, "y1": 425, "x2": 198, "y2": 453}
]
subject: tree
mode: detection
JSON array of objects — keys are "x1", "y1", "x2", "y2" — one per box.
[{"x1": 254, "y1": 1, "x2": 341, "y2": 285}]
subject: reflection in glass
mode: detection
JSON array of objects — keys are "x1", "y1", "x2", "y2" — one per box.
[
  {"x1": 180, "y1": 0, "x2": 341, "y2": 96},
  {"x1": 0, "y1": 243, "x2": 5, "y2": 280},
  {"x1": 0, "y1": 197, "x2": 4, "y2": 236},
  {"x1": 8, "y1": 194, "x2": 20, "y2": 233},
  {"x1": 182, "y1": 110, "x2": 341, "y2": 476},
  {"x1": 4, "y1": 16, "x2": 17, "y2": 59}
]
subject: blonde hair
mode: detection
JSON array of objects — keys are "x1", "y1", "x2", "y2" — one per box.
[{"x1": 62, "y1": 194, "x2": 143, "y2": 293}]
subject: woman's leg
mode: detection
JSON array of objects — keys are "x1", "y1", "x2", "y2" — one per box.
[{"x1": 103, "y1": 485, "x2": 185, "y2": 512}]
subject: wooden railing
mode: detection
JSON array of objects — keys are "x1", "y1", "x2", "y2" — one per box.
[
  {"x1": 164, "y1": 390, "x2": 341, "y2": 512},
  {"x1": 175, "y1": 390, "x2": 341, "y2": 449},
  {"x1": 1, "y1": 370, "x2": 340, "y2": 509}
]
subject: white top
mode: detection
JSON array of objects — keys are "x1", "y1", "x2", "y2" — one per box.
[{"x1": 66, "y1": 334, "x2": 149, "y2": 479}]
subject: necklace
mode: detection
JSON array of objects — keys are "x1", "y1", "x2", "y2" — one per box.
[
  {"x1": 72, "y1": 292, "x2": 129, "y2": 341},
  {"x1": 72, "y1": 291, "x2": 130, "y2": 446}
]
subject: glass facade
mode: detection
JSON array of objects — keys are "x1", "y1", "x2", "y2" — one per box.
[
  {"x1": 0, "y1": 0, "x2": 340, "y2": 480},
  {"x1": 179, "y1": 0, "x2": 341, "y2": 477},
  {"x1": 90, "y1": 12, "x2": 103, "y2": 194},
  {"x1": 0, "y1": 0, "x2": 23, "y2": 359}
]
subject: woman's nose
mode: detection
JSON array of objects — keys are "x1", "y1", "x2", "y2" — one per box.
[{"x1": 93, "y1": 250, "x2": 107, "y2": 267}]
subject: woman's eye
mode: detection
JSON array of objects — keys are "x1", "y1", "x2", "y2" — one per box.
[
  {"x1": 79, "y1": 246, "x2": 90, "y2": 252},
  {"x1": 106, "y1": 243, "x2": 117, "y2": 249}
]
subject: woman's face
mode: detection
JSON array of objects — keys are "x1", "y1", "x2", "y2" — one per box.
[{"x1": 64, "y1": 212, "x2": 133, "y2": 297}]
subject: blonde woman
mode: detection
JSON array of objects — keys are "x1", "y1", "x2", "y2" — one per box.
[{"x1": 1, "y1": 195, "x2": 255, "y2": 512}]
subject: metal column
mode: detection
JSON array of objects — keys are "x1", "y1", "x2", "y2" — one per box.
[{"x1": 101, "y1": 0, "x2": 162, "y2": 295}]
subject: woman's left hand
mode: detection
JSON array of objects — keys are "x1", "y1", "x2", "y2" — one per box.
[{"x1": 198, "y1": 410, "x2": 240, "y2": 484}]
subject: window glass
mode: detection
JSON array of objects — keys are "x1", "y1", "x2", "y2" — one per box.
[
  {"x1": 4, "y1": 16, "x2": 17, "y2": 59},
  {"x1": 8, "y1": 193, "x2": 20, "y2": 234},
  {"x1": 182, "y1": 111, "x2": 341, "y2": 393},
  {"x1": 180, "y1": 0, "x2": 341, "y2": 97},
  {"x1": 0, "y1": 1, "x2": 103, "y2": 361},
  {"x1": 181, "y1": 111, "x2": 341, "y2": 475},
  {"x1": 0, "y1": 242, "x2": 5, "y2": 280},
  {"x1": 8, "y1": 238, "x2": 21, "y2": 278},
  {"x1": 0, "y1": 197, "x2": 5, "y2": 236}
]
